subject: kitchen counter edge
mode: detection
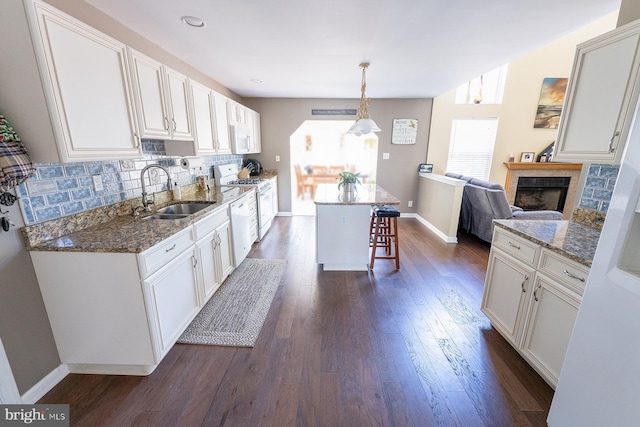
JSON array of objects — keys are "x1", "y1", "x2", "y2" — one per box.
[{"x1": 493, "y1": 219, "x2": 601, "y2": 267}]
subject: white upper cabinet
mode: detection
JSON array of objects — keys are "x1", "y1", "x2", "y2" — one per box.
[
  {"x1": 554, "y1": 21, "x2": 640, "y2": 164},
  {"x1": 0, "y1": 0, "x2": 142, "y2": 163},
  {"x1": 213, "y1": 93, "x2": 232, "y2": 154},
  {"x1": 129, "y1": 49, "x2": 193, "y2": 141},
  {"x1": 165, "y1": 68, "x2": 192, "y2": 140},
  {"x1": 246, "y1": 108, "x2": 262, "y2": 154},
  {"x1": 165, "y1": 82, "x2": 232, "y2": 156},
  {"x1": 227, "y1": 100, "x2": 248, "y2": 126},
  {"x1": 189, "y1": 80, "x2": 216, "y2": 153}
]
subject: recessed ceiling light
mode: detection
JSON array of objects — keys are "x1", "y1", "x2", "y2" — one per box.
[
  {"x1": 250, "y1": 79, "x2": 263, "y2": 84},
  {"x1": 181, "y1": 16, "x2": 206, "y2": 28}
]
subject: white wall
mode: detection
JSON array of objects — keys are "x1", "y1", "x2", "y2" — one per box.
[{"x1": 427, "y1": 13, "x2": 618, "y2": 188}]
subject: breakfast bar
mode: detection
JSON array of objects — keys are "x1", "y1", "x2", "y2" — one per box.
[{"x1": 314, "y1": 183, "x2": 400, "y2": 271}]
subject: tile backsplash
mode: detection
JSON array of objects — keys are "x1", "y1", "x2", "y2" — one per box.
[
  {"x1": 578, "y1": 163, "x2": 620, "y2": 213},
  {"x1": 16, "y1": 140, "x2": 243, "y2": 225}
]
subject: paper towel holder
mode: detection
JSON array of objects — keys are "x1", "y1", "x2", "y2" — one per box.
[{"x1": 180, "y1": 156, "x2": 204, "y2": 171}]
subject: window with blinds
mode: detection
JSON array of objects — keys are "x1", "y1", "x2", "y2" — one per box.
[{"x1": 447, "y1": 118, "x2": 498, "y2": 180}]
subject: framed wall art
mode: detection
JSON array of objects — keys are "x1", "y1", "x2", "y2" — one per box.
[
  {"x1": 533, "y1": 77, "x2": 568, "y2": 129},
  {"x1": 391, "y1": 119, "x2": 418, "y2": 144}
]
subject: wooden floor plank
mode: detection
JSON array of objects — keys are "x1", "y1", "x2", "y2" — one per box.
[{"x1": 38, "y1": 217, "x2": 553, "y2": 426}]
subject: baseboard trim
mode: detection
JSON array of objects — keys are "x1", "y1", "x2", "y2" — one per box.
[
  {"x1": 415, "y1": 214, "x2": 458, "y2": 243},
  {"x1": 20, "y1": 364, "x2": 69, "y2": 404}
]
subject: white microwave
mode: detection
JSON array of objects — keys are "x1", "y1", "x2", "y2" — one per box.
[{"x1": 230, "y1": 125, "x2": 252, "y2": 154}]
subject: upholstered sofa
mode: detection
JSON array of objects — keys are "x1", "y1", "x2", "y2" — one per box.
[{"x1": 445, "y1": 173, "x2": 563, "y2": 243}]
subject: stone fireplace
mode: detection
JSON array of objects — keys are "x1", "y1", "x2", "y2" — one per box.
[{"x1": 504, "y1": 162, "x2": 583, "y2": 220}]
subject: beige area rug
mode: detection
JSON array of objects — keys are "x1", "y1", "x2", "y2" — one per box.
[{"x1": 178, "y1": 258, "x2": 287, "y2": 347}]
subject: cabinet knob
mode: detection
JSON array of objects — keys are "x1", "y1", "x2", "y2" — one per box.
[{"x1": 521, "y1": 275, "x2": 528, "y2": 293}]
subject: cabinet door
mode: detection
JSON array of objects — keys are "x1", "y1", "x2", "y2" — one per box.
[
  {"x1": 33, "y1": 2, "x2": 142, "y2": 161},
  {"x1": 481, "y1": 248, "x2": 534, "y2": 345},
  {"x1": 164, "y1": 67, "x2": 193, "y2": 140},
  {"x1": 196, "y1": 231, "x2": 221, "y2": 303},
  {"x1": 227, "y1": 100, "x2": 247, "y2": 126},
  {"x1": 246, "y1": 109, "x2": 261, "y2": 153},
  {"x1": 520, "y1": 274, "x2": 581, "y2": 388},
  {"x1": 554, "y1": 23, "x2": 640, "y2": 164},
  {"x1": 129, "y1": 50, "x2": 170, "y2": 139},
  {"x1": 216, "y1": 220, "x2": 234, "y2": 281},
  {"x1": 143, "y1": 249, "x2": 200, "y2": 358},
  {"x1": 190, "y1": 81, "x2": 216, "y2": 153},
  {"x1": 213, "y1": 94, "x2": 232, "y2": 153}
]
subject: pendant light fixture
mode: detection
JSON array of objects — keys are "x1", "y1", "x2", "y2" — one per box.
[{"x1": 347, "y1": 62, "x2": 381, "y2": 136}]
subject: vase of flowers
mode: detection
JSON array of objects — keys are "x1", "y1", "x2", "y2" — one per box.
[{"x1": 337, "y1": 171, "x2": 361, "y2": 202}]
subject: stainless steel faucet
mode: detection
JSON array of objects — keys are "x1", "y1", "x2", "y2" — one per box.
[{"x1": 140, "y1": 164, "x2": 172, "y2": 212}]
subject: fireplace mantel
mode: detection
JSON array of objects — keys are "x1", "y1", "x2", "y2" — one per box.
[
  {"x1": 503, "y1": 162, "x2": 583, "y2": 171},
  {"x1": 503, "y1": 162, "x2": 583, "y2": 220}
]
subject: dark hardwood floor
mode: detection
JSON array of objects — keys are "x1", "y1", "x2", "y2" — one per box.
[{"x1": 39, "y1": 216, "x2": 553, "y2": 426}]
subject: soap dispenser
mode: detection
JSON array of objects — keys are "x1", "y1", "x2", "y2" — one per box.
[{"x1": 173, "y1": 182, "x2": 181, "y2": 200}]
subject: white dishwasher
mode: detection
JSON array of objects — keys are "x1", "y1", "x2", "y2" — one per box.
[{"x1": 230, "y1": 194, "x2": 252, "y2": 267}]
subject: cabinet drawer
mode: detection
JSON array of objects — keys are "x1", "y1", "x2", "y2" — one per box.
[
  {"x1": 538, "y1": 249, "x2": 590, "y2": 295},
  {"x1": 492, "y1": 228, "x2": 541, "y2": 266},
  {"x1": 138, "y1": 227, "x2": 195, "y2": 278},
  {"x1": 193, "y1": 207, "x2": 229, "y2": 240}
]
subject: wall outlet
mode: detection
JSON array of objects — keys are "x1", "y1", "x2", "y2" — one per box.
[
  {"x1": 382, "y1": 153, "x2": 390, "y2": 160},
  {"x1": 149, "y1": 168, "x2": 160, "y2": 185},
  {"x1": 275, "y1": 155, "x2": 280, "y2": 162},
  {"x1": 408, "y1": 200, "x2": 413, "y2": 208},
  {"x1": 92, "y1": 175, "x2": 104, "y2": 192},
  {"x1": 120, "y1": 159, "x2": 135, "y2": 171}
]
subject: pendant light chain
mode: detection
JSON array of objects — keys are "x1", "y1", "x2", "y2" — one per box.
[
  {"x1": 357, "y1": 63, "x2": 371, "y2": 120},
  {"x1": 346, "y1": 62, "x2": 381, "y2": 135}
]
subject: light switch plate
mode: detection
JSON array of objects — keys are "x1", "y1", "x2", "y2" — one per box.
[{"x1": 383, "y1": 153, "x2": 390, "y2": 160}]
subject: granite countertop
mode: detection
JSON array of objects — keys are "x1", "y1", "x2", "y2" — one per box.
[
  {"x1": 313, "y1": 184, "x2": 400, "y2": 205},
  {"x1": 493, "y1": 219, "x2": 601, "y2": 267},
  {"x1": 24, "y1": 185, "x2": 253, "y2": 254}
]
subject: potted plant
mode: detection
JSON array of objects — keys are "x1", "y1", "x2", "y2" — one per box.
[{"x1": 337, "y1": 171, "x2": 361, "y2": 201}]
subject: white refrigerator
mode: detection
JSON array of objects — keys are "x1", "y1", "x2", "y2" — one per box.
[{"x1": 548, "y1": 102, "x2": 640, "y2": 425}]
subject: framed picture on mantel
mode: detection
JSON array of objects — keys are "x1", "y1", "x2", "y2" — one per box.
[{"x1": 520, "y1": 152, "x2": 535, "y2": 162}]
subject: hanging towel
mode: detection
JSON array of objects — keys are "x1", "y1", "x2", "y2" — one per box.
[{"x1": 0, "y1": 115, "x2": 35, "y2": 191}]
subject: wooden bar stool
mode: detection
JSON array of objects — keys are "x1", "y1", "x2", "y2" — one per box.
[{"x1": 369, "y1": 205, "x2": 400, "y2": 269}]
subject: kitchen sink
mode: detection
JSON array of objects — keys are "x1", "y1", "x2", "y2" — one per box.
[
  {"x1": 142, "y1": 213, "x2": 190, "y2": 220},
  {"x1": 156, "y1": 202, "x2": 214, "y2": 215}
]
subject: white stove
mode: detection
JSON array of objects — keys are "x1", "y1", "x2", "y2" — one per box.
[{"x1": 215, "y1": 163, "x2": 273, "y2": 240}]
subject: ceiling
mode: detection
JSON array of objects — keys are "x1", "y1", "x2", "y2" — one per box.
[{"x1": 85, "y1": 0, "x2": 620, "y2": 99}]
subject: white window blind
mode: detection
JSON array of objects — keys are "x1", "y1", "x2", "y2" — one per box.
[{"x1": 447, "y1": 118, "x2": 498, "y2": 180}]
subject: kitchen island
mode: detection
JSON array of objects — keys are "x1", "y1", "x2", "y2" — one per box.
[{"x1": 314, "y1": 183, "x2": 400, "y2": 271}]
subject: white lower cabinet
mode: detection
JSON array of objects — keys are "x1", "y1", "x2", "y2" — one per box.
[
  {"x1": 30, "y1": 206, "x2": 235, "y2": 375},
  {"x1": 247, "y1": 190, "x2": 259, "y2": 243},
  {"x1": 195, "y1": 208, "x2": 234, "y2": 303},
  {"x1": 519, "y1": 274, "x2": 581, "y2": 386},
  {"x1": 482, "y1": 227, "x2": 589, "y2": 388},
  {"x1": 482, "y1": 249, "x2": 534, "y2": 344},
  {"x1": 142, "y1": 247, "x2": 200, "y2": 359}
]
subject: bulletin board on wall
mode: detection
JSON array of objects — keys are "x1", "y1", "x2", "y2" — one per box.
[{"x1": 391, "y1": 119, "x2": 418, "y2": 144}]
